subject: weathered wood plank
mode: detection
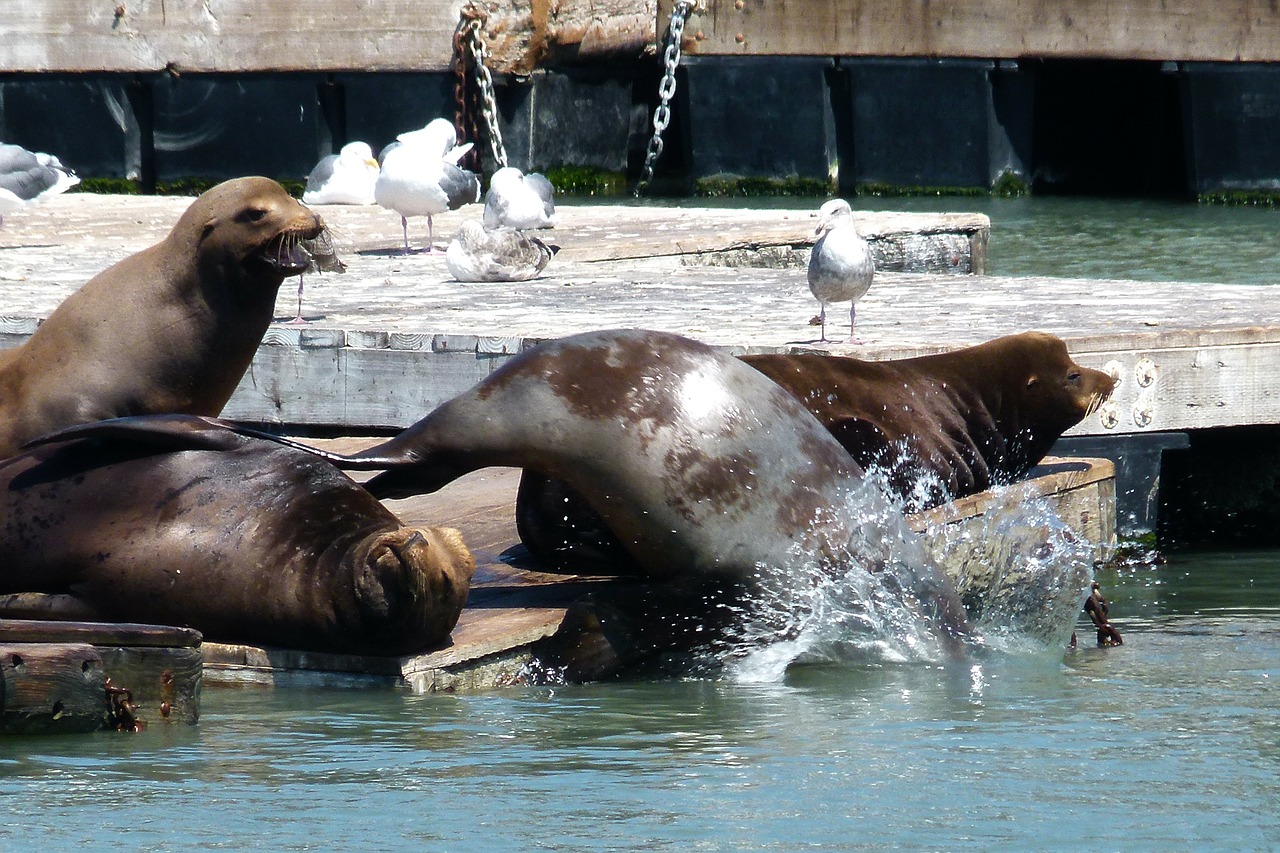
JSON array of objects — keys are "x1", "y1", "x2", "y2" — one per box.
[
  {"x1": 96, "y1": 646, "x2": 202, "y2": 726},
  {"x1": 0, "y1": 619, "x2": 201, "y2": 648},
  {"x1": 1, "y1": 194, "x2": 1274, "y2": 438},
  {"x1": 0, "y1": 643, "x2": 106, "y2": 734},
  {"x1": 673, "y1": 0, "x2": 1280, "y2": 63},
  {"x1": 0, "y1": 0, "x2": 656, "y2": 75},
  {"x1": 0, "y1": 621, "x2": 203, "y2": 727}
]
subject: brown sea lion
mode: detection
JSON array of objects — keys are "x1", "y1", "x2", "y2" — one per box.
[
  {"x1": 742, "y1": 332, "x2": 1115, "y2": 510},
  {"x1": 0, "y1": 177, "x2": 328, "y2": 458},
  {"x1": 514, "y1": 331, "x2": 1113, "y2": 571},
  {"x1": 2, "y1": 415, "x2": 474, "y2": 656},
  {"x1": 218, "y1": 329, "x2": 975, "y2": 653}
]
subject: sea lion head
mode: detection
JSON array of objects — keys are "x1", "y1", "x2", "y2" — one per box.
[
  {"x1": 992, "y1": 332, "x2": 1114, "y2": 453},
  {"x1": 349, "y1": 525, "x2": 476, "y2": 654},
  {"x1": 173, "y1": 176, "x2": 328, "y2": 286}
]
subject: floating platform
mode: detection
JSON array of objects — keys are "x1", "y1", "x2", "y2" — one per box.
[
  {"x1": 0, "y1": 620, "x2": 201, "y2": 734},
  {"x1": 1, "y1": 194, "x2": 1275, "y2": 446},
  {"x1": 201, "y1": 455, "x2": 1115, "y2": 691}
]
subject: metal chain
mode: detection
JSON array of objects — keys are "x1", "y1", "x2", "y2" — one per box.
[
  {"x1": 635, "y1": 0, "x2": 695, "y2": 196},
  {"x1": 452, "y1": 22, "x2": 480, "y2": 173},
  {"x1": 459, "y1": 5, "x2": 508, "y2": 171}
]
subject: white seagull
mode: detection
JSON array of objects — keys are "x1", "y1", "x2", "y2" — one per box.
[
  {"x1": 374, "y1": 119, "x2": 481, "y2": 254},
  {"x1": 302, "y1": 141, "x2": 379, "y2": 205},
  {"x1": 445, "y1": 220, "x2": 558, "y2": 282},
  {"x1": 0, "y1": 143, "x2": 80, "y2": 226},
  {"x1": 482, "y1": 166, "x2": 557, "y2": 230},
  {"x1": 807, "y1": 198, "x2": 874, "y2": 343}
]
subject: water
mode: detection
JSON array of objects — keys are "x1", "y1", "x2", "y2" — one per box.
[
  {"x1": 643, "y1": 193, "x2": 1280, "y2": 285},
  {"x1": 2, "y1": 550, "x2": 1277, "y2": 850},
  {"x1": 872, "y1": 194, "x2": 1280, "y2": 285},
  {"x1": 4, "y1": 196, "x2": 1279, "y2": 850}
]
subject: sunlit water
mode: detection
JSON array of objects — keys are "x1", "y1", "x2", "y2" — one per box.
[
  {"x1": 4, "y1": 197, "x2": 1279, "y2": 849},
  {"x1": 644, "y1": 193, "x2": 1280, "y2": 285},
  {"x1": 2, "y1": 550, "x2": 1277, "y2": 850}
]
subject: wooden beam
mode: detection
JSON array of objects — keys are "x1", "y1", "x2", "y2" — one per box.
[
  {"x1": 0, "y1": 643, "x2": 106, "y2": 734},
  {"x1": 0, "y1": 1, "x2": 656, "y2": 75},
  {"x1": 671, "y1": 0, "x2": 1280, "y2": 63}
]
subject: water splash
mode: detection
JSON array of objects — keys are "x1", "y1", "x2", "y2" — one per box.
[
  {"x1": 721, "y1": 472, "x2": 1097, "y2": 683},
  {"x1": 723, "y1": 479, "x2": 959, "y2": 683}
]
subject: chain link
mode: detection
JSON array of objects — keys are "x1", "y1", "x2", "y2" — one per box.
[
  {"x1": 452, "y1": 22, "x2": 480, "y2": 173},
  {"x1": 457, "y1": 4, "x2": 508, "y2": 172},
  {"x1": 635, "y1": 1, "x2": 695, "y2": 196}
]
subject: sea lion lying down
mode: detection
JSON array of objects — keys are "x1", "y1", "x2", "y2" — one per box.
[
  {"x1": 0, "y1": 416, "x2": 474, "y2": 656},
  {"x1": 742, "y1": 332, "x2": 1116, "y2": 509}
]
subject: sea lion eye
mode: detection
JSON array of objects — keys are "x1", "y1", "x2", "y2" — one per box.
[
  {"x1": 238, "y1": 207, "x2": 269, "y2": 223},
  {"x1": 1067, "y1": 371, "x2": 1081, "y2": 382}
]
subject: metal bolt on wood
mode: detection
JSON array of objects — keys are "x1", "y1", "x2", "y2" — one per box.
[{"x1": 635, "y1": 0, "x2": 696, "y2": 196}]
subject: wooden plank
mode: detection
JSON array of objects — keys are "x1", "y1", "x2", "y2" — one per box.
[
  {"x1": 0, "y1": 0, "x2": 655, "y2": 75},
  {"x1": 2, "y1": 194, "x2": 1275, "y2": 438},
  {"x1": 0, "y1": 619, "x2": 201, "y2": 648},
  {"x1": 95, "y1": 646, "x2": 202, "y2": 726},
  {"x1": 0, "y1": 643, "x2": 106, "y2": 734},
  {"x1": 673, "y1": 0, "x2": 1280, "y2": 63},
  {"x1": 0, "y1": 621, "x2": 202, "y2": 727}
]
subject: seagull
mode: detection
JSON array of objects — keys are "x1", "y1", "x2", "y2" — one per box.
[
  {"x1": 482, "y1": 166, "x2": 557, "y2": 230},
  {"x1": 374, "y1": 119, "x2": 481, "y2": 254},
  {"x1": 445, "y1": 220, "x2": 558, "y2": 282},
  {"x1": 302, "y1": 141, "x2": 379, "y2": 205},
  {"x1": 807, "y1": 198, "x2": 874, "y2": 343},
  {"x1": 0, "y1": 143, "x2": 80, "y2": 226}
]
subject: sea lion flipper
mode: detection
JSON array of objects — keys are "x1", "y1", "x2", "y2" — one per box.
[{"x1": 22, "y1": 414, "x2": 247, "y2": 452}]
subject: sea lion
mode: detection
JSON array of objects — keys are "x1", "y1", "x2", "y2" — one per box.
[
  {"x1": 1, "y1": 415, "x2": 474, "y2": 656},
  {"x1": 220, "y1": 329, "x2": 974, "y2": 651},
  {"x1": 742, "y1": 332, "x2": 1115, "y2": 510},
  {"x1": 515, "y1": 332, "x2": 1114, "y2": 570},
  {"x1": 0, "y1": 176, "x2": 329, "y2": 458}
]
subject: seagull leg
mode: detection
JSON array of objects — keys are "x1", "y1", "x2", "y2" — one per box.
[
  {"x1": 425, "y1": 214, "x2": 437, "y2": 253},
  {"x1": 846, "y1": 302, "x2": 863, "y2": 344},
  {"x1": 282, "y1": 274, "x2": 308, "y2": 326},
  {"x1": 400, "y1": 215, "x2": 412, "y2": 255},
  {"x1": 818, "y1": 303, "x2": 828, "y2": 342}
]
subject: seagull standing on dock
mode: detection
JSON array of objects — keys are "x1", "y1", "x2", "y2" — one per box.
[
  {"x1": 0, "y1": 143, "x2": 80, "y2": 226},
  {"x1": 482, "y1": 167, "x2": 557, "y2": 230},
  {"x1": 374, "y1": 119, "x2": 481, "y2": 254},
  {"x1": 445, "y1": 220, "x2": 558, "y2": 282},
  {"x1": 302, "y1": 141, "x2": 379, "y2": 205},
  {"x1": 807, "y1": 198, "x2": 874, "y2": 343}
]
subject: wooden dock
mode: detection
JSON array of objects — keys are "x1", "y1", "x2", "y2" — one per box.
[
  {"x1": 2, "y1": 194, "x2": 1276, "y2": 443},
  {"x1": 201, "y1": 455, "x2": 1115, "y2": 691},
  {"x1": 0, "y1": 620, "x2": 201, "y2": 733}
]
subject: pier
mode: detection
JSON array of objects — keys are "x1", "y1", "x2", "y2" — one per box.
[{"x1": 2, "y1": 193, "x2": 1277, "y2": 539}]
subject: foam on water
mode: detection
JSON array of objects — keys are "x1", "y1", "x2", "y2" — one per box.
[{"x1": 723, "y1": 470, "x2": 1098, "y2": 683}]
